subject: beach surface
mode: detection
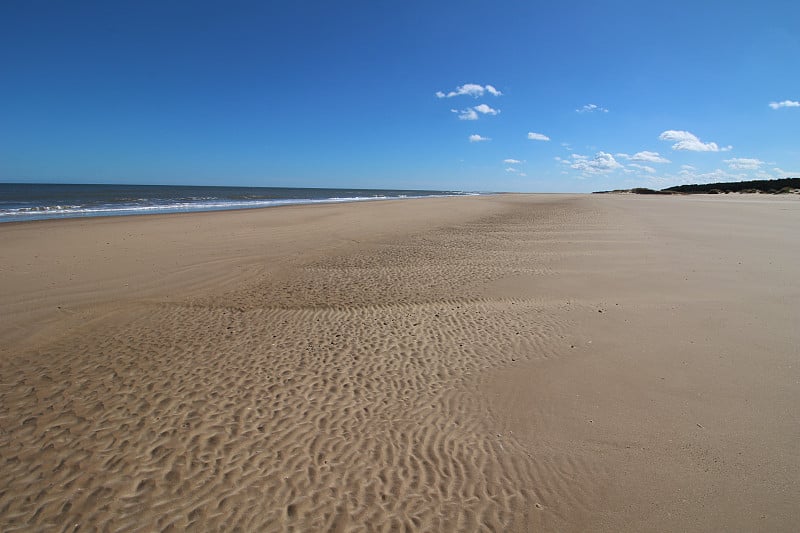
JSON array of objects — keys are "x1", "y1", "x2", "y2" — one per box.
[{"x1": 1, "y1": 194, "x2": 798, "y2": 531}]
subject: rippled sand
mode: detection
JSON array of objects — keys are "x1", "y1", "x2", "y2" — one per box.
[{"x1": 2, "y1": 194, "x2": 799, "y2": 531}]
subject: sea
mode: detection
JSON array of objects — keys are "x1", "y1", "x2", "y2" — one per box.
[{"x1": 0, "y1": 183, "x2": 482, "y2": 223}]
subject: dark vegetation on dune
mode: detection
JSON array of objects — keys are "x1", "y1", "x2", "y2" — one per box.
[
  {"x1": 664, "y1": 177, "x2": 800, "y2": 194},
  {"x1": 594, "y1": 177, "x2": 800, "y2": 195}
]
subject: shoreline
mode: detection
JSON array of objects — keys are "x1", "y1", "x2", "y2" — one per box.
[
  {"x1": 2, "y1": 194, "x2": 798, "y2": 531},
  {"x1": 0, "y1": 183, "x2": 493, "y2": 225}
]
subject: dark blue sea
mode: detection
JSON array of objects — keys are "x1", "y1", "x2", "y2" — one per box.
[{"x1": 0, "y1": 183, "x2": 481, "y2": 223}]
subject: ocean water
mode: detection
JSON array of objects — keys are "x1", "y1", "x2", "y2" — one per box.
[{"x1": 0, "y1": 183, "x2": 481, "y2": 223}]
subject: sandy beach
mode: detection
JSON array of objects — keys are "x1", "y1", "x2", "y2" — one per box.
[{"x1": 1, "y1": 194, "x2": 798, "y2": 531}]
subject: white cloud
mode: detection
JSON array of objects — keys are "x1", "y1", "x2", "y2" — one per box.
[
  {"x1": 677, "y1": 167, "x2": 738, "y2": 184},
  {"x1": 451, "y1": 108, "x2": 478, "y2": 120},
  {"x1": 768, "y1": 100, "x2": 800, "y2": 109},
  {"x1": 473, "y1": 103, "x2": 500, "y2": 115},
  {"x1": 436, "y1": 83, "x2": 502, "y2": 98},
  {"x1": 650, "y1": 163, "x2": 800, "y2": 189},
  {"x1": 570, "y1": 152, "x2": 622, "y2": 175},
  {"x1": 450, "y1": 104, "x2": 500, "y2": 120},
  {"x1": 628, "y1": 163, "x2": 656, "y2": 174},
  {"x1": 774, "y1": 167, "x2": 800, "y2": 178},
  {"x1": 505, "y1": 167, "x2": 519, "y2": 173},
  {"x1": 631, "y1": 151, "x2": 670, "y2": 163},
  {"x1": 527, "y1": 131, "x2": 550, "y2": 141},
  {"x1": 576, "y1": 103, "x2": 608, "y2": 113},
  {"x1": 659, "y1": 130, "x2": 731, "y2": 152},
  {"x1": 469, "y1": 134, "x2": 490, "y2": 143},
  {"x1": 504, "y1": 159, "x2": 522, "y2": 164},
  {"x1": 617, "y1": 151, "x2": 670, "y2": 163},
  {"x1": 724, "y1": 157, "x2": 764, "y2": 170}
]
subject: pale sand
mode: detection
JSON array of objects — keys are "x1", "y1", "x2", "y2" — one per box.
[{"x1": 1, "y1": 194, "x2": 798, "y2": 531}]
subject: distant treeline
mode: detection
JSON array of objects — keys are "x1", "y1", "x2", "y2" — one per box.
[
  {"x1": 594, "y1": 177, "x2": 800, "y2": 195},
  {"x1": 664, "y1": 177, "x2": 800, "y2": 194}
]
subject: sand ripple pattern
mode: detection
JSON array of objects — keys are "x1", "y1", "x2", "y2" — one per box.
[{"x1": 1, "y1": 198, "x2": 596, "y2": 531}]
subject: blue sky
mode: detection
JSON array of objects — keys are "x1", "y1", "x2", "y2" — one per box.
[{"x1": 1, "y1": 1, "x2": 798, "y2": 192}]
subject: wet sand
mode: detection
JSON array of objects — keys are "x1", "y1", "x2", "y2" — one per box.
[{"x1": 1, "y1": 194, "x2": 798, "y2": 531}]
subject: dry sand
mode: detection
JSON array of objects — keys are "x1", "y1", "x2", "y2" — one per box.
[{"x1": 1, "y1": 194, "x2": 798, "y2": 531}]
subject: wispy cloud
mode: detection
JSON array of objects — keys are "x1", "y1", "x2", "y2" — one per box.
[
  {"x1": 436, "y1": 83, "x2": 502, "y2": 98},
  {"x1": 631, "y1": 151, "x2": 670, "y2": 163},
  {"x1": 628, "y1": 163, "x2": 656, "y2": 174},
  {"x1": 768, "y1": 100, "x2": 800, "y2": 109},
  {"x1": 469, "y1": 134, "x2": 490, "y2": 143},
  {"x1": 450, "y1": 104, "x2": 500, "y2": 120},
  {"x1": 504, "y1": 159, "x2": 522, "y2": 164},
  {"x1": 774, "y1": 167, "x2": 800, "y2": 178},
  {"x1": 570, "y1": 152, "x2": 622, "y2": 175},
  {"x1": 527, "y1": 131, "x2": 550, "y2": 141},
  {"x1": 724, "y1": 157, "x2": 764, "y2": 170},
  {"x1": 576, "y1": 103, "x2": 608, "y2": 113},
  {"x1": 649, "y1": 162, "x2": 800, "y2": 189},
  {"x1": 616, "y1": 151, "x2": 670, "y2": 163},
  {"x1": 677, "y1": 167, "x2": 737, "y2": 184},
  {"x1": 451, "y1": 108, "x2": 478, "y2": 120},
  {"x1": 659, "y1": 130, "x2": 731, "y2": 152}
]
